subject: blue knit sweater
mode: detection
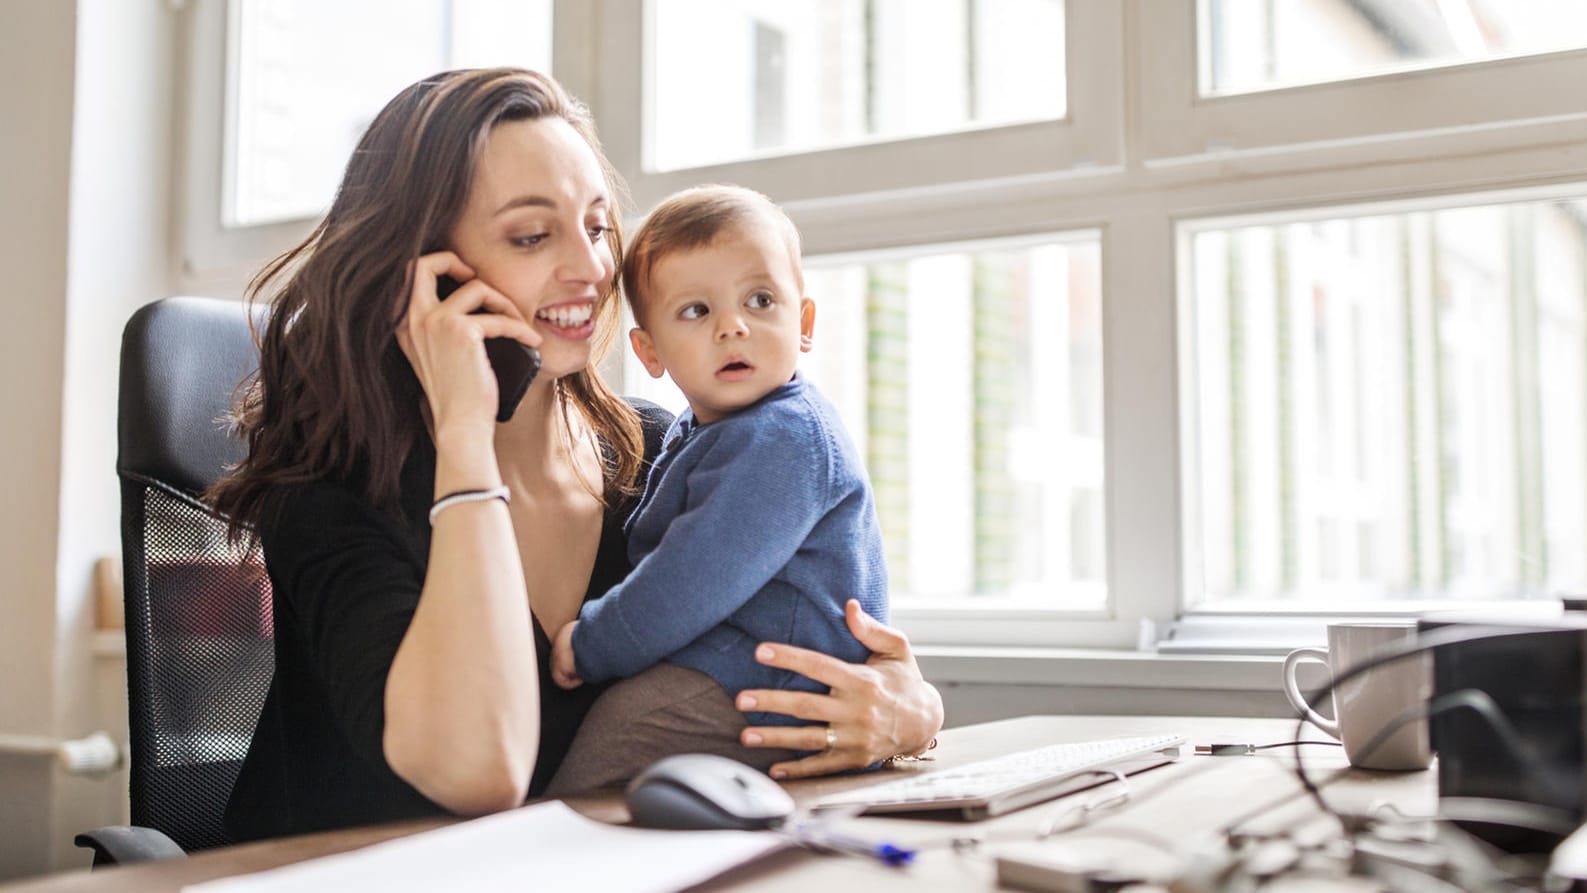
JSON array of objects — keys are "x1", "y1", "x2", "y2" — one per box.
[{"x1": 571, "y1": 372, "x2": 888, "y2": 725}]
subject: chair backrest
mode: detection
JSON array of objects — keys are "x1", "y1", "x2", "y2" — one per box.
[{"x1": 117, "y1": 296, "x2": 273, "y2": 851}]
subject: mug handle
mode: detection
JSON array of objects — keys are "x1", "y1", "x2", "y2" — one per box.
[{"x1": 1282, "y1": 647, "x2": 1340, "y2": 738}]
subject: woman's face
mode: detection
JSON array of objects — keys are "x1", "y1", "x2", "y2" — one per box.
[{"x1": 448, "y1": 117, "x2": 616, "y2": 381}]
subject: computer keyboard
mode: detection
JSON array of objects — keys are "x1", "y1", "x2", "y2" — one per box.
[{"x1": 814, "y1": 733, "x2": 1186, "y2": 820}]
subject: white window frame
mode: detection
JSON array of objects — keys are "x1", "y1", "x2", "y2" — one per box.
[
  {"x1": 708, "y1": 0, "x2": 1587, "y2": 650},
  {"x1": 174, "y1": 0, "x2": 586, "y2": 292},
  {"x1": 181, "y1": 0, "x2": 1587, "y2": 654},
  {"x1": 176, "y1": 0, "x2": 319, "y2": 291},
  {"x1": 588, "y1": 0, "x2": 1124, "y2": 214},
  {"x1": 1135, "y1": 0, "x2": 1587, "y2": 172}
]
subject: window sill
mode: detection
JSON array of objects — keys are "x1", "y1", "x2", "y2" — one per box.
[
  {"x1": 915, "y1": 645, "x2": 1283, "y2": 692},
  {"x1": 91, "y1": 628, "x2": 1285, "y2": 691}
]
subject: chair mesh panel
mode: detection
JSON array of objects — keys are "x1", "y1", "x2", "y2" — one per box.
[{"x1": 122, "y1": 477, "x2": 274, "y2": 852}]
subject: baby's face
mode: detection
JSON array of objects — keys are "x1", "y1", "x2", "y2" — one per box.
[{"x1": 630, "y1": 214, "x2": 813, "y2": 424}]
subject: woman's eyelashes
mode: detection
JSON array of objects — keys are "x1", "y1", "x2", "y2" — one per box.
[
  {"x1": 506, "y1": 220, "x2": 609, "y2": 250},
  {"x1": 510, "y1": 232, "x2": 549, "y2": 250}
]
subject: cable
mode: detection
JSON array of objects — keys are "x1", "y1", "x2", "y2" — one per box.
[
  {"x1": 921, "y1": 769, "x2": 1179, "y2": 855},
  {"x1": 1284, "y1": 623, "x2": 1587, "y2": 833},
  {"x1": 1355, "y1": 690, "x2": 1554, "y2": 805},
  {"x1": 1196, "y1": 740, "x2": 1341, "y2": 755}
]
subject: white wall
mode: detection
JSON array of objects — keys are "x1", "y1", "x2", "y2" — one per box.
[
  {"x1": 52, "y1": 0, "x2": 176, "y2": 870},
  {"x1": 0, "y1": 0, "x2": 77, "y2": 879},
  {"x1": 0, "y1": 0, "x2": 175, "y2": 879},
  {"x1": 938, "y1": 682, "x2": 1292, "y2": 727}
]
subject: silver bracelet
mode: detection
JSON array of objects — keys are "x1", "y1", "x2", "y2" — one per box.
[{"x1": 428, "y1": 486, "x2": 511, "y2": 526}]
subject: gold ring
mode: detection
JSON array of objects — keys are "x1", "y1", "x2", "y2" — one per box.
[{"x1": 824, "y1": 726, "x2": 838, "y2": 751}]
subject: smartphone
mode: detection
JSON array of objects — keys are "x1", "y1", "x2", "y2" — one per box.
[{"x1": 435, "y1": 274, "x2": 541, "y2": 422}]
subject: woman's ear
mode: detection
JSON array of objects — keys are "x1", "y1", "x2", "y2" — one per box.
[
  {"x1": 799, "y1": 298, "x2": 816, "y2": 352},
  {"x1": 629, "y1": 328, "x2": 667, "y2": 379}
]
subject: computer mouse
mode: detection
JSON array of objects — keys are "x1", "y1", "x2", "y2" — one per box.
[{"x1": 624, "y1": 754, "x2": 796, "y2": 831}]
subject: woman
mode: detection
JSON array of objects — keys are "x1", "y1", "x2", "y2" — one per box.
[{"x1": 208, "y1": 67, "x2": 942, "y2": 841}]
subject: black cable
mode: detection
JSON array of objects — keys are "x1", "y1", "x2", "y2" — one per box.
[
  {"x1": 1290, "y1": 624, "x2": 1507, "y2": 812},
  {"x1": 1199, "y1": 740, "x2": 1342, "y2": 755},
  {"x1": 1284, "y1": 623, "x2": 1586, "y2": 831},
  {"x1": 1215, "y1": 764, "x2": 1354, "y2": 842},
  {"x1": 1352, "y1": 689, "x2": 1553, "y2": 804},
  {"x1": 1222, "y1": 693, "x2": 1560, "y2": 846},
  {"x1": 1077, "y1": 737, "x2": 1345, "y2": 840}
]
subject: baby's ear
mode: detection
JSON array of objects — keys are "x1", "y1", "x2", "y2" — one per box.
[
  {"x1": 799, "y1": 298, "x2": 816, "y2": 352},
  {"x1": 629, "y1": 328, "x2": 667, "y2": 379}
]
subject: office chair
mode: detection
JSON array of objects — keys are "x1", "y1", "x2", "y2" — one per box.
[{"x1": 76, "y1": 296, "x2": 273, "y2": 866}]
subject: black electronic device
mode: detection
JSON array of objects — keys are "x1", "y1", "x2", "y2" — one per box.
[
  {"x1": 435, "y1": 274, "x2": 540, "y2": 423},
  {"x1": 1421, "y1": 607, "x2": 1587, "y2": 853}
]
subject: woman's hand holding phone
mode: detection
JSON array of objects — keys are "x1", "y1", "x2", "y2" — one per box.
[
  {"x1": 396, "y1": 252, "x2": 541, "y2": 440},
  {"x1": 435, "y1": 275, "x2": 542, "y2": 424}
]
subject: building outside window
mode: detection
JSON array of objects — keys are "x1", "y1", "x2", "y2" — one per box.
[{"x1": 1189, "y1": 198, "x2": 1587, "y2": 607}]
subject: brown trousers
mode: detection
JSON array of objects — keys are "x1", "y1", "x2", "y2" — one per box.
[{"x1": 545, "y1": 663, "x2": 801, "y2": 795}]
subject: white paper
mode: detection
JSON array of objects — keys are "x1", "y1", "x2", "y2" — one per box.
[{"x1": 183, "y1": 802, "x2": 786, "y2": 893}]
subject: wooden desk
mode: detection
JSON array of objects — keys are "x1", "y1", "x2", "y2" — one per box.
[{"x1": 2, "y1": 716, "x2": 1433, "y2": 892}]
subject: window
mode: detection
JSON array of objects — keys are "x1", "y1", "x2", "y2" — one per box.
[
  {"x1": 648, "y1": 0, "x2": 1065, "y2": 170},
  {"x1": 228, "y1": 0, "x2": 553, "y2": 226},
  {"x1": 596, "y1": 0, "x2": 1119, "y2": 214},
  {"x1": 192, "y1": 0, "x2": 1587, "y2": 649},
  {"x1": 1201, "y1": 0, "x2": 1587, "y2": 96},
  {"x1": 1138, "y1": 0, "x2": 1587, "y2": 162},
  {"x1": 1187, "y1": 194, "x2": 1587, "y2": 607}
]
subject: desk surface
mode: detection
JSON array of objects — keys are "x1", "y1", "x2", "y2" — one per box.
[{"x1": 3, "y1": 715, "x2": 1432, "y2": 892}]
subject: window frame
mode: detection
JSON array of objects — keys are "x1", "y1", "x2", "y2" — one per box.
[
  {"x1": 1175, "y1": 181, "x2": 1587, "y2": 616},
  {"x1": 588, "y1": 0, "x2": 1124, "y2": 214},
  {"x1": 176, "y1": 0, "x2": 318, "y2": 291},
  {"x1": 174, "y1": 0, "x2": 580, "y2": 292},
  {"x1": 180, "y1": 0, "x2": 1587, "y2": 652},
  {"x1": 1134, "y1": 0, "x2": 1587, "y2": 169}
]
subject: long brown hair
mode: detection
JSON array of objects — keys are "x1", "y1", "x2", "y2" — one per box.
[{"x1": 209, "y1": 68, "x2": 644, "y2": 539}]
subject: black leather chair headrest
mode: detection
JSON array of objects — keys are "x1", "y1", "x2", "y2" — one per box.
[{"x1": 117, "y1": 297, "x2": 269, "y2": 496}]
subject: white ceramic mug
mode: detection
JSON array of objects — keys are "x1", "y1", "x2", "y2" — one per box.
[{"x1": 1281, "y1": 622, "x2": 1433, "y2": 770}]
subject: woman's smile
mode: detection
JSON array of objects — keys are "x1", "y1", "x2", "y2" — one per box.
[{"x1": 535, "y1": 301, "x2": 596, "y2": 338}]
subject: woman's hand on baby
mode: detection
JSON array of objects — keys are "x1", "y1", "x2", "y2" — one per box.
[
  {"x1": 735, "y1": 599, "x2": 945, "y2": 780},
  {"x1": 550, "y1": 621, "x2": 583, "y2": 690},
  {"x1": 395, "y1": 251, "x2": 541, "y2": 439}
]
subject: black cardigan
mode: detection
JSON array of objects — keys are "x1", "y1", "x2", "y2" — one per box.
[{"x1": 225, "y1": 401, "x2": 670, "y2": 841}]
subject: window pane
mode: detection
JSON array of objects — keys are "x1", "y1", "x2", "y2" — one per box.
[
  {"x1": 648, "y1": 0, "x2": 1066, "y2": 171},
  {"x1": 229, "y1": 0, "x2": 552, "y2": 226},
  {"x1": 1190, "y1": 195, "x2": 1587, "y2": 605},
  {"x1": 625, "y1": 237, "x2": 1105, "y2": 606},
  {"x1": 1201, "y1": 0, "x2": 1587, "y2": 96}
]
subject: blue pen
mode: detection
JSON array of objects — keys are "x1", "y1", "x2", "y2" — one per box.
[{"x1": 784, "y1": 820, "x2": 917, "y2": 867}]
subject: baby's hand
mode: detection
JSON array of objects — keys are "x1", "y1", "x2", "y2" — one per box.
[{"x1": 551, "y1": 621, "x2": 583, "y2": 690}]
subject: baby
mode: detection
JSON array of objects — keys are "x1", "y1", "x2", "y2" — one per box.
[{"x1": 546, "y1": 185, "x2": 888, "y2": 792}]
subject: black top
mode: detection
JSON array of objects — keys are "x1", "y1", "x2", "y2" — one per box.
[{"x1": 225, "y1": 400, "x2": 672, "y2": 842}]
